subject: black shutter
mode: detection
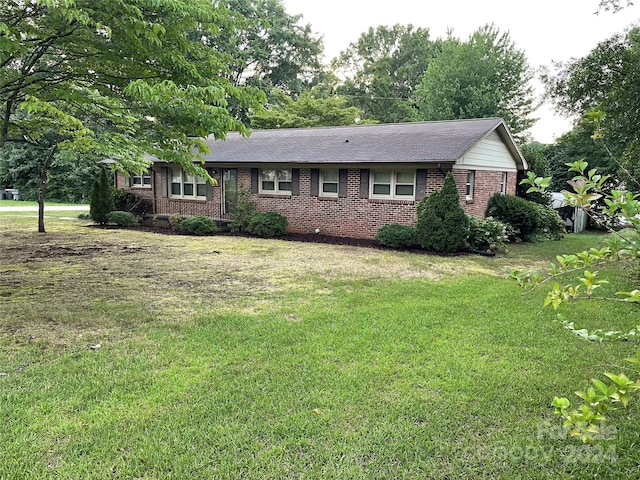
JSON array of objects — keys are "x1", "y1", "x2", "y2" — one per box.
[
  {"x1": 359, "y1": 169, "x2": 370, "y2": 199},
  {"x1": 206, "y1": 182, "x2": 213, "y2": 201},
  {"x1": 338, "y1": 169, "x2": 348, "y2": 198},
  {"x1": 291, "y1": 168, "x2": 300, "y2": 195},
  {"x1": 310, "y1": 169, "x2": 319, "y2": 196},
  {"x1": 251, "y1": 168, "x2": 259, "y2": 194},
  {"x1": 415, "y1": 169, "x2": 427, "y2": 201}
]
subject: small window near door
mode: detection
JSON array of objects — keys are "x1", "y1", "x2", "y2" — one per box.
[
  {"x1": 259, "y1": 169, "x2": 292, "y2": 194},
  {"x1": 500, "y1": 172, "x2": 508, "y2": 194},
  {"x1": 169, "y1": 167, "x2": 207, "y2": 200},
  {"x1": 130, "y1": 170, "x2": 151, "y2": 188}
]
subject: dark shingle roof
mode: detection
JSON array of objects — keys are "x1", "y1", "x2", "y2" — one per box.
[{"x1": 202, "y1": 118, "x2": 518, "y2": 165}]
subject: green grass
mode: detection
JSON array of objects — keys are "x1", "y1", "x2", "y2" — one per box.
[{"x1": 1, "y1": 216, "x2": 638, "y2": 479}]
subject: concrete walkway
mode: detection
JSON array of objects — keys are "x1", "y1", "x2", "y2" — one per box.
[{"x1": 0, "y1": 204, "x2": 89, "y2": 212}]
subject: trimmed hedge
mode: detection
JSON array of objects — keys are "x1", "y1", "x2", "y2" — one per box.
[
  {"x1": 246, "y1": 211, "x2": 288, "y2": 238},
  {"x1": 375, "y1": 224, "x2": 418, "y2": 249},
  {"x1": 106, "y1": 210, "x2": 136, "y2": 227},
  {"x1": 180, "y1": 215, "x2": 219, "y2": 235}
]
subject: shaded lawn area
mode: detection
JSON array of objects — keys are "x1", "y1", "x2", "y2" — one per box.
[{"x1": 0, "y1": 216, "x2": 638, "y2": 479}]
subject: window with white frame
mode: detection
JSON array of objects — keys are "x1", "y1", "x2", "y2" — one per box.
[
  {"x1": 131, "y1": 171, "x2": 151, "y2": 188},
  {"x1": 370, "y1": 170, "x2": 415, "y2": 199},
  {"x1": 500, "y1": 172, "x2": 508, "y2": 194},
  {"x1": 466, "y1": 171, "x2": 475, "y2": 200},
  {"x1": 260, "y1": 169, "x2": 292, "y2": 194},
  {"x1": 320, "y1": 169, "x2": 339, "y2": 196},
  {"x1": 169, "y1": 167, "x2": 207, "y2": 199}
]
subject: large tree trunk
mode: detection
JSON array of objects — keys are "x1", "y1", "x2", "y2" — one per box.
[{"x1": 37, "y1": 149, "x2": 55, "y2": 233}]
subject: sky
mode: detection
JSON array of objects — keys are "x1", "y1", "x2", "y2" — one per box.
[{"x1": 281, "y1": 0, "x2": 638, "y2": 143}]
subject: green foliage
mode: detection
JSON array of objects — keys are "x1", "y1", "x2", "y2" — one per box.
[
  {"x1": 528, "y1": 202, "x2": 566, "y2": 241},
  {"x1": 246, "y1": 211, "x2": 288, "y2": 238},
  {"x1": 466, "y1": 215, "x2": 508, "y2": 252},
  {"x1": 228, "y1": 186, "x2": 257, "y2": 233},
  {"x1": 332, "y1": 24, "x2": 439, "y2": 123},
  {"x1": 374, "y1": 224, "x2": 418, "y2": 249},
  {"x1": 89, "y1": 168, "x2": 114, "y2": 225},
  {"x1": 180, "y1": 215, "x2": 219, "y2": 236},
  {"x1": 112, "y1": 189, "x2": 152, "y2": 216},
  {"x1": 485, "y1": 193, "x2": 541, "y2": 241},
  {"x1": 415, "y1": 24, "x2": 535, "y2": 135},
  {"x1": 415, "y1": 173, "x2": 469, "y2": 253},
  {"x1": 106, "y1": 210, "x2": 136, "y2": 227},
  {"x1": 552, "y1": 351, "x2": 640, "y2": 443},
  {"x1": 168, "y1": 213, "x2": 184, "y2": 232},
  {"x1": 544, "y1": 27, "x2": 640, "y2": 190},
  {"x1": 250, "y1": 88, "x2": 364, "y2": 129}
]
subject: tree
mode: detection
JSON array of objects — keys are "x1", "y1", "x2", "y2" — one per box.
[
  {"x1": 597, "y1": 0, "x2": 634, "y2": 11},
  {"x1": 544, "y1": 27, "x2": 640, "y2": 190},
  {"x1": 415, "y1": 25, "x2": 536, "y2": 136},
  {"x1": 0, "y1": 0, "x2": 265, "y2": 232},
  {"x1": 207, "y1": 0, "x2": 324, "y2": 95},
  {"x1": 250, "y1": 88, "x2": 365, "y2": 129},
  {"x1": 332, "y1": 24, "x2": 440, "y2": 124},
  {"x1": 89, "y1": 167, "x2": 114, "y2": 225},
  {"x1": 415, "y1": 172, "x2": 469, "y2": 253}
]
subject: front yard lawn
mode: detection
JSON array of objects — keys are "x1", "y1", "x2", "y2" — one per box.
[{"x1": 1, "y1": 216, "x2": 638, "y2": 479}]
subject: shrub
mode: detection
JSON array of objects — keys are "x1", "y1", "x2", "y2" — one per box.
[
  {"x1": 246, "y1": 211, "x2": 288, "y2": 238},
  {"x1": 485, "y1": 194, "x2": 541, "y2": 241},
  {"x1": 415, "y1": 172, "x2": 469, "y2": 253},
  {"x1": 89, "y1": 167, "x2": 114, "y2": 225},
  {"x1": 375, "y1": 224, "x2": 417, "y2": 249},
  {"x1": 228, "y1": 186, "x2": 257, "y2": 233},
  {"x1": 168, "y1": 213, "x2": 183, "y2": 231},
  {"x1": 467, "y1": 215, "x2": 508, "y2": 252},
  {"x1": 106, "y1": 210, "x2": 136, "y2": 227},
  {"x1": 180, "y1": 215, "x2": 219, "y2": 235},
  {"x1": 529, "y1": 202, "x2": 566, "y2": 241},
  {"x1": 112, "y1": 188, "x2": 153, "y2": 215}
]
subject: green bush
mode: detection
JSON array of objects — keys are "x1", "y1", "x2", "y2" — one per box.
[
  {"x1": 485, "y1": 194, "x2": 541, "y2": 241},
  {"x1": 228, "y1": 186, "x2": 257, "y2": 233},
  {"x1": 168, "y1": 213, "x2": 183, "y2": 231},
  {"x1": 467, "y1": 215, "x2": 508, "y2": 252},
  {"x1": 246, "y1": 211, "x2": 288, "y2": 238},
  {"x1": 112, "y1": 188, "x2": 153, "y2": 215},
  {"x1": 415, "y1": 172, "x2": 469, "y2": 253},
  {"x1": 106, "y1": 210, "x2": 136, "y2": 227},
  {"x1": 180, "y1": 215, "x2": 219, "y2": 235},
  {"x1": 529, "y1": 202, "x2": 566, "y2": 241},
  {"x1": 89, "y1": 167, "x2": 114, "y2": 225},
  {"x1": 375, "y1": 224, "x2": 417, "y2": 249}
]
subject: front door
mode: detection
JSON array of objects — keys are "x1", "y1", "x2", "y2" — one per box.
[{"x1": 222, "y1": 168, "x2": 238, "y2": 216}]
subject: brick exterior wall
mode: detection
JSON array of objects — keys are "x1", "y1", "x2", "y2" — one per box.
[{"x1": 121, "y1": 166, "x2": 517, "y2": 239}]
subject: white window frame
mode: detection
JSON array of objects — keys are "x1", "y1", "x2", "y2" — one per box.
[
  {"x1": 169, "y1": 167, "x2": 207, "y2": 200},
  {"x1": 466, "y1": 171, "x2": 475, "y2": 200},
  {"x1": 500, "y1": 172, "x2": 508, "y2": 194},
  {"x1": 259, "y1": 169, "x2": 292, "y2": 195},
  {"x1": 130, "y1": 171, "x2": 152, "y2": 188},
  {"x1": 370, "y1": 170, "x2": 415, "y2": 200},
  {"x1": 320, "y1": 169, "x2": 339, "y2": 197}
]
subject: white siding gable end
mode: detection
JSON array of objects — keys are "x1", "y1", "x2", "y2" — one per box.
[{"x1": 453, "y1": 136, "x2": 519, "y2": 172}]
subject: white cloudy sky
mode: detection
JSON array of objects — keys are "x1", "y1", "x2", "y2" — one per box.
[{"x1": 282, "y1": 0, "x2": 638, "y2": 143}]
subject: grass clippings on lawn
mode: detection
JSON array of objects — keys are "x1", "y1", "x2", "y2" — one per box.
[{"x1": 1, "y1": 216, "x2": 638, "y2": 479}]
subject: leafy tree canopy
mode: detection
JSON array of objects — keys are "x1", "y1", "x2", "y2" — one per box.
[
  {"x1": 544, "y1": 27, "x2": 640, "y2": 189},
  {"x1": 250, "y1": 88, "x2": 365, "y2": 129},
  {"x1": 332, "y1": 24, "x2": 440, "y2": 124},
  {"x1": 415, "y1": 25, "x2": 535, "y2": 136},
  {"x1": 0, "y1": 0, "x2": 265, "y2": 176},
  {"x1": 208, "y1": 0, "x2": 324, "y2": 96}
]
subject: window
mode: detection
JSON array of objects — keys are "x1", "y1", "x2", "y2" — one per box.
[
  {"x1": 370, "y1": 170, "x2": 415, "y2": 199},
  {"x1": 320, "y1": 169, "x2": 339, "y2": 196},
  {"x1": 466, "y1": 171, "x2": 475, "y2": 200},
  {"x1": 260, "y1": 169, "x2": 292, "y2": 194},
  {"x1": 169, "y1": 167, "x2": 207, "y2": 199},
  {"x1": 130, "y1": 171, "x2": 151, "y2": 188},
  {"x1": 500, "y1": 172, "x2": 508, "y2": 194}
]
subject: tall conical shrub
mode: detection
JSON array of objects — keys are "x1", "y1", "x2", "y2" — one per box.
[
  {"x1": 415, "y1": 172, "x2": 469, "y2": 253},
  {"x1": 90, "y1": 167, "x2": 114, "y2": 225}
]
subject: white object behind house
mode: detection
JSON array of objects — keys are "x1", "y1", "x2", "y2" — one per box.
[{"x1": 551, "y1": 192, "x2": 588, "y2": 234}]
